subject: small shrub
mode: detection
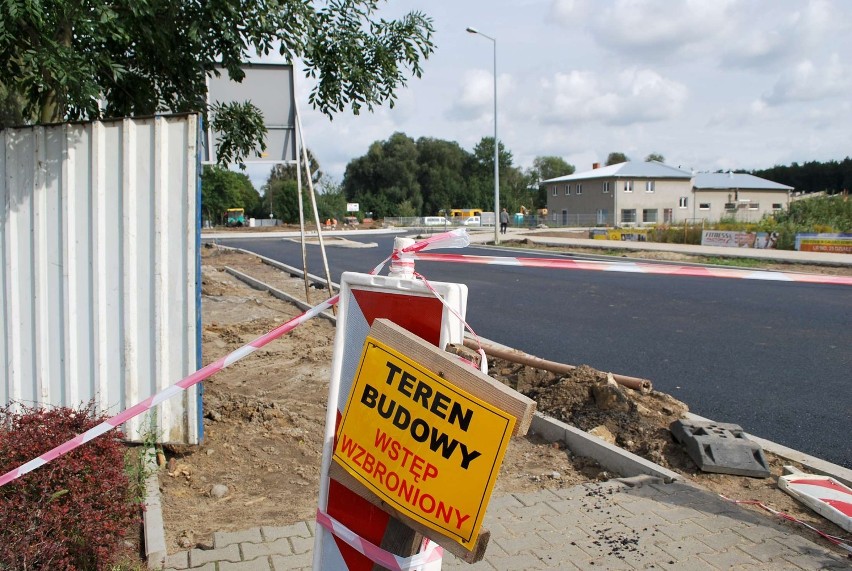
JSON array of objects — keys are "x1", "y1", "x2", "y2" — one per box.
[{"x1": 0, "y1": 402, "x2": 141, "y2": 570}]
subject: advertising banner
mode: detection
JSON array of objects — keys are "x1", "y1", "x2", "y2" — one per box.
[
  {"x1": 795, "y1": 233, "x2": 852, "y2": 254},
  {"x1": 701, "y1": 231, "x2": 778, "y2": 249}
]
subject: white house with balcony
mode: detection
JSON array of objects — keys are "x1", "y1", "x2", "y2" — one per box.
[{"x1": 543, "y1": 161, "x2": 793, "y2": 227}]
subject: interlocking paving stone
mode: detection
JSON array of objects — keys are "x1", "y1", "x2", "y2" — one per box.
[
  {"x1": 159, "y1": 483, "x2": 851, "y2": 570},
  {"x1": 697, "y1": 548, "x2": 760, "y2": 568},
  {"x1": 164, "y1": 551, "x2": 189, "y2": 570},
  {"x1": 289, "y1": 534, "x2": 314, "y2": 554},
  {"x1": 656, "y1": 556, "x2": 719, "y2": 570},
  {"x1": 261, "y1": 521, "x2": 312, "y2": 541},
  {"x1": 189, "y1": 544, "x2": 240, "y2": 566},
  {"x1": 698, "y1": 530, "x2": 753, "y2": 551},
  {"x1": 734, "y1": 522, "x2": 788, "y2": 543},
  {"x1": 657, "y1": 536, "x2": 717, "y2": 559},
  {"x1": 656, "y1": 520, "x2": 715, "y2": 542},
  {"x1": 242, "y1": 537, "x2": 293, "y2": 559},
  {"x1": 270, "y1": 551, "x2": 313, "y2": 571},
  {"x1": 214, "y1": 527, "x2": 263, "y2": 547},
  {"x1": 219, "y1": 558, "x2": 272, "y2": 571}
]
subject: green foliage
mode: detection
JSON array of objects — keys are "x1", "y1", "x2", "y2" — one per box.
[
  {"x1": 315, "y1": 179, "x2": 348, "y2": 221},
  {"x1": 775, "y1": 195, "x2": 852, "y2": 232},
  {"x1": 752, "y1": 158, "x2": 852, "y2": 194},
  {"x1": 200, "y1": 165, "x2": 258, "y2": 225},
  {"x1": 210, "y1": 101, "x2": 267, "y2": 169},
  {"x1": 341, "y1": 132, "x2": 553, "y2": 218},
  {"x1": 645, "y1": 153, "x2": 665, "y2": 162},
  {"x1": 529, "y1": 156, "x2": 574, "y2": 208},
  {"x1": 606, "y1": 152, "x2": 629, "y2": 165},
  {"x1": 649, "y1": 225, "x2": 704, "y2": 245},
  {"x1": 264, "y1": 179, "x2": 305, "y2": 223},
  {"x1": 0, "y1": 0, "x2": 435, "y2": 165},
  {"x1": 342, "y1": 133, "x2": 529, "y2": 218}
]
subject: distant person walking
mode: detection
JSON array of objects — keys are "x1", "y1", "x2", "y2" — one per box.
[{"x1": 500, "y1": 208, "x2": 509, "y2": 234}]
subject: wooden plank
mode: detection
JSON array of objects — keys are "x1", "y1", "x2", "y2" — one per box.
[
  {"x1": 371, "y1": 318, "x2": 536, "y2": 436},
  {"x1": 330, "y1": 464, "x2": 491, "y2": 564}
]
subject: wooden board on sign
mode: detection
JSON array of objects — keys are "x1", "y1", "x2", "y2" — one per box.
[
  {"x1": 370, "y1": 318, "x2": 536, "y2": 436},
  {"x1": 330, "y1": 318, "x2": 535, "y2": 562},
  {"x1": 330, "y1": 462, "x2": 491, "y2": 563}
]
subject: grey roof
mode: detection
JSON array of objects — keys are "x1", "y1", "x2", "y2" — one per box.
[
  {"x1": 693, "y1": 172, "x2": 793, "y2": 191},
  {"x1": 542, "y1": 161, "x2": 692, "y2": 183}
]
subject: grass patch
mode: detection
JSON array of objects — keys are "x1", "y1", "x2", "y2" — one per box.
[{"x1": 698, "y1": 257, "x2": 765, "y2": 268}]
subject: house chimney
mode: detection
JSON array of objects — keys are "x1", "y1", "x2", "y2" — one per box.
[{"x1": 593, "y1": 162, "x2": 600, "y2": 169}]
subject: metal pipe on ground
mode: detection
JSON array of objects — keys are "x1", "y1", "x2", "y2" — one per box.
[{"x1": 464, "y1": 337, "x2": 653, "y2": 393}]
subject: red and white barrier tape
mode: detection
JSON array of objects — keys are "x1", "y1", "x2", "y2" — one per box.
[
  {"x1": 0, "y1": 229, "x2": 470, "y2": 489},
  {"x1": 410, "y1": 253, "x2": 852, "y2": 286},
  {"x1": 0, "y1": 294, "x2": 339, "y2": 488},
  {"x1": 316, "y1": 509, "x2": 443, "y2": 570},
  {"x1": 719, "y1": 494, "x2": 852, "y2": 553}
]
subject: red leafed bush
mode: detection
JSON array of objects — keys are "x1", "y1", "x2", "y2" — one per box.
[{"x1": 0, "y1": 402, "x2": 141, "y2": 570}]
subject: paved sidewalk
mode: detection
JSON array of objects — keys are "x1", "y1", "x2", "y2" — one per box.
[{"x1": 161, "y1": 478, "x2": 849, "y2": 570}]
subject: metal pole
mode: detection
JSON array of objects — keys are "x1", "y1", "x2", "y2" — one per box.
[
  {"x1": 492, "y1": 36, "x2": 499, "y2": 245},
  {"x1": 467, "y1": 27, "x2": 499, "y2": 244}
]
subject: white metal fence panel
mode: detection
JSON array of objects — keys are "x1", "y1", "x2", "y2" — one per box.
[{"x1": 1, "y1": 114, "x2": 201, "y2": 444}]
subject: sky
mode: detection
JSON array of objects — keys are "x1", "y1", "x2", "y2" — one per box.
[{"x1": 246, "y1": 0, "x2": 852, "y2": 189}]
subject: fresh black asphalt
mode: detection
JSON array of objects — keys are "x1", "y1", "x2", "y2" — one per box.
[{"x1": 209, "y1": 234, "x2": 851, "y2": 469}]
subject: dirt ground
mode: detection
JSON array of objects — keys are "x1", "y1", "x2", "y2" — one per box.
[{"x1": 157, "y1": 244, "x2": 850, "y2": 557}]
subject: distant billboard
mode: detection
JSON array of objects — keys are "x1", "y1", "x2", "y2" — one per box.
[{"x1": 205, "y1": 63, "x2": 296, "y2": 164}]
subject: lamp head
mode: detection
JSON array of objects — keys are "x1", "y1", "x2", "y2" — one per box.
[{"x1": 466, "y1": 27, "x2": 478, "y2": 34}]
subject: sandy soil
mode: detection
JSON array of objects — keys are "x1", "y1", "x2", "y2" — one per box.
[{"x1": 157, "y1": 245, "x2": 850, "y2": 557}]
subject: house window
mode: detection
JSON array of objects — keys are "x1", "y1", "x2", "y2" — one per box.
[
  {"x1": 551, "y1": 187, "x2": 557, "y2": 197},
  {"x1": 602, "y1": 182, "x2": 608, "y2": 193},
  {"x1": 645, "y1": 180, "x2": 655, "y2": 192},
  {"x1": 748, "y1": 203, "x2": 759, "y2": 210},
  {"x1": 577, "y1": 183, "x2": 583, "y2": 194},
  {"x1": 772, "y1": 203, "x2": 783, "y2": 210},
  {"x1": 565, "y1": 184, "x2": 571, "y2": 195},
  {"x1": 724, "y1": 202, "x2": 736, "y2": 211},
  {"x1": 621, "y1": 209, "x2": 637, "y2": 223},
  {"x1": 678, "y1": 197, "x2": 688, "y2": 208},
  {"x1": 552, "y1": 213, "x2": 557, "y2": 222},
  {"x1": 643, "y1": 209, "x2": 658, "y2": 223},
  {"x1": 624, "y1": 180, "x2": 633, "y2": 193},
  {"x1": 699, "y1": 203, "x2": 710, "y2": 210}
]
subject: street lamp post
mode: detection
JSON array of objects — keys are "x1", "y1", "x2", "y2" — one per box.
[{"x1": 466, "y1": 26, "x2": 499, "y2": 245}]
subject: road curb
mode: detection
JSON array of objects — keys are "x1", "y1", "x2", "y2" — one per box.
[
  {"x1": 143, "y1": 456, "x2": 167, "y2": 569},
  {"x1": 530, "y1": 412, "x2": 683, "y2": 482}
]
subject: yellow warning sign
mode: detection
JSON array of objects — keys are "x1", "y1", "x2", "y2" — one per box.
[{"x1": 333, "y1": 337, "x2": 515, "y2": 548}]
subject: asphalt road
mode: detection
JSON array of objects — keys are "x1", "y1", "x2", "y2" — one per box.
[{"x1": 210, "y1": 233, "x2": 851, "y2": 469}]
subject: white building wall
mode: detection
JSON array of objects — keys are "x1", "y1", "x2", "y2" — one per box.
[{"x1": 1, "y1": 114, "x2": 201, "y2": 444}]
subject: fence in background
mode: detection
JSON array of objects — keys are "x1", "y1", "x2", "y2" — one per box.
[{"x1": 1, "y1": 114, "x2": 201, "y2": 444}]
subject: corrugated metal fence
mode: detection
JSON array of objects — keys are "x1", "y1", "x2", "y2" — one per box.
[{"x1": 1, "y1": 114, "x2": 201, "y2": 444}]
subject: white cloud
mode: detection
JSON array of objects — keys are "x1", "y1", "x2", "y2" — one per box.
[
  {"x1": 762, "y1": 54, "x2": 851, "y2": 105},
  {"x1": 259, "y1": 0, "x2": 852, "y2": 182},
  {"x1": 534, "y1": 68, "x2": 687, "y2": 125}
]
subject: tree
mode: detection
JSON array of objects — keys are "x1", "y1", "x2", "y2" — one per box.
[
  {"x1": 530, "y1": 156, "x2": 574, "y2": 182},
  {"x1": 315, "y1": 176, "x2": 348, "y2": 221},
  {"x1": 0, "y1": 1, "x2": 435, "y2": 166},
  {"x1": 264, "y1": 179, "x2": 304, "y2": 223},
  {"x1": 415, "y1": 137, "x2": 468, "y2": 215},
  {"x1": 200, "y1": 166, "x2": 258, "y2": 225},
  {"x1": 529, "y1": 156, "x2": 575, "y2": 208},
  {"x1": 606, "y1": 152, "x2": 629, "y2": 165},
  {"x1": 258, "y1": 148, "x2": 323, "y2": 222},
  {"x1": 342, "y1": 132, "x2": 422, "y2": 217},
  {"x1": 645, "y1": 153, "x2": 665, "y2": 163}
]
